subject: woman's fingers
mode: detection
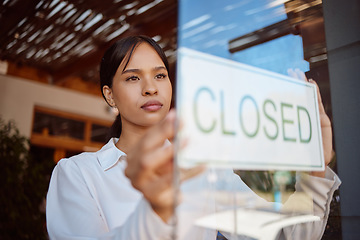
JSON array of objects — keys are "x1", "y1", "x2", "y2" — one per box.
[
  {"x1": 309, "y1": 79, "x2": 331, "y2": 126},
  {"x1": 141, "y1": 109, "x2": 177, "y2": 151},
  {"x1": 309, "y1": 79, "x2": 325, "y2": 111},
  {"x1": 287, "y1": 68, "x2": 330, "y2": 127},
  {"x1": 125, "y1": 110, "x2": 176, "y2": 177},
  {"x1": 287, "y1": 68, "x2": 307, "y2": 82},
  {"x1": 139, "y1": 143, "x2": 174, "y2": 171}
]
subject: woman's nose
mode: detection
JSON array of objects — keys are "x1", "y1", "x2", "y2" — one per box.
[{"x1": 142, "y1": 78, "x2": 158, "y2": 96}]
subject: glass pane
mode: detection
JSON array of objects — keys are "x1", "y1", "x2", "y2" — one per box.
[
  {"x1": 176, "y1": 0, "x2": 340, "y2": 239},
  {"x1": 33, "y1": 112, "x2": 85, "y2": 140}
]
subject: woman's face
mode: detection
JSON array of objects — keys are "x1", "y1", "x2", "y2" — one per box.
[{"x1": 105, "y1": 42, "x2": 172, "y2": 130}]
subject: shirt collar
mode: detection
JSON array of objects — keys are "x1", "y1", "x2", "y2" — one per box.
[{"x1": 97, "y1": 138, "x2": 126, "y2": 171}]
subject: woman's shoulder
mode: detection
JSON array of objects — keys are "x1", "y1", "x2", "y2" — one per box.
[
  {"x1": 55, "y1": 151, "x2": 98, "y2": 175},
  {"x1": 62, "y1": 151, "x2": 97, "y2": 162},
  {"x1": 58, "y1": 139, "x2": 109, "y2": 163},
  {"x1": 55, "y1": 138, "x2": 122, "y2": 173}
]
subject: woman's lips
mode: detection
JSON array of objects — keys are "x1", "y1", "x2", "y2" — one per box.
[{"x1": 141, "y1": 100, "x2": 163, "y2": 111}]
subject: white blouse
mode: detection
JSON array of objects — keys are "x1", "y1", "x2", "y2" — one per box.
[{"x1": 46, "y1": 138, "x2": 341, "y2": 240}]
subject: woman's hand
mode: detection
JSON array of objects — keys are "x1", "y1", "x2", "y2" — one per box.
[
  {"x1": 288, "y1": 69, "x2": 333, "y2": 178},
  {"x1": 125, "y1": 109, "x2": 203, "y2": 222},
  {"x1": 309, "y1": 79, "x2": 333, "y2": 178}
]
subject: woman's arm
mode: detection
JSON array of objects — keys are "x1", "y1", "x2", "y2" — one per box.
[
  {"x1": 279, "y1": 77, "x2": 341, "y2": 239},
  {"x1": 279, "y1": 167, "x2": 341, "y2": 239}
]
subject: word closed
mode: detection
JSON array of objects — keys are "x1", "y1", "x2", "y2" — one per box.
[{"x1": 194, "y1": 88, "x2": 312, "y2": 143}]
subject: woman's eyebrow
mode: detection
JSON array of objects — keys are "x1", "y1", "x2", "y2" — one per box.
[
  {"x1": 122, "y1": 68, "x2": 140, "y2": 74},
  {"x1": 154, "y1": 66, "x2": 167, "y2": 71},
  {"x1": 122, "y1": 66, "x2": 166, "y2": 74}
]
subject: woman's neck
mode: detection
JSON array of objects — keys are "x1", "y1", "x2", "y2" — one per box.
[{"x1": 115, "y1": 123, "x2": 149, "y2": 154}]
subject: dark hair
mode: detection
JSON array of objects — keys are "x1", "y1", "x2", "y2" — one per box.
[{"x1": 100, "y1": 35, "x2": 170, "y2": 139}]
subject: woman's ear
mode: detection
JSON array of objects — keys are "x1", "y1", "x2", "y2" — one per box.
[{"x1": 103, "y1": 85, "x2": 115, "y2": 107}]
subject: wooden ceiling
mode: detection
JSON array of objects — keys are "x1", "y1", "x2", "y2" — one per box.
[
  {"x1": 0, "y1": 0, "x2": 177, "y2": 95},
  {"x1": 0, "y1": 0, "x2": 326, "y2": 97}
]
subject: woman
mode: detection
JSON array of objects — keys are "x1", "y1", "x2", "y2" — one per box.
[{"x1": 46, "y1": 36, "x2": 340, "y2": 239}]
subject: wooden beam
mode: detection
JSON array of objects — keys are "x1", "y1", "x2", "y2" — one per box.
[
  {"x1": 31, "y1": 133, "x2": 104, "y2": 153},
  {"x1": 51, "y1": 42, "x2": 113, "y2": 83},
  {"x1": 51, "y1": 0, "x2": 177, "y2": 82},
  {"x1": 0, "y1": 0, "x2": 41, "y2": 47}
]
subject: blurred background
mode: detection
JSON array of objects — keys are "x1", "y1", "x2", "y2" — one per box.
[{"x1": 0, "y1": 0, "x2": 359, "y2": 239}]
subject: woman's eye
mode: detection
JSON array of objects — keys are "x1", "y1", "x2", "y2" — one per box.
[
  {"x1": 155, "y1": 73, "x2": 166, "y2": 79},
  {"x1": 126, "y1": 76, "x2": 140, "y2": 81}
]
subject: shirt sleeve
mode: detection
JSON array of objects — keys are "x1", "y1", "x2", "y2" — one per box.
[
  {"x1": 46, "y1": 159, "x2": 174, "y2": 240},
  {"x1": 279, "y1": 167, "x2": 341, "y2": 240},
  {"x1": 102, "y1": 199, "x2": 174, "y2": 240},
  {"x1": 219, "y1": 167, "x2": 340, "y2": 240}
]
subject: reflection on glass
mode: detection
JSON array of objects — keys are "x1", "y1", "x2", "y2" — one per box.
[
  {"x1": 178, "y1": 0, "x2": 320, "y2": 75},
  {"x1": 177, "y1": 0, "x2": 341, "y2": 239}
]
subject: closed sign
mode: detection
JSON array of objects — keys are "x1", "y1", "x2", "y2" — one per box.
[{"x1": 176, "y1": 48, "x2": 324, "y2": 171}]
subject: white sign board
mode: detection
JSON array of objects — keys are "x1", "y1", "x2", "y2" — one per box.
[{"x1": 176, "y1": 48, "x2": 324, "y2": 171}]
